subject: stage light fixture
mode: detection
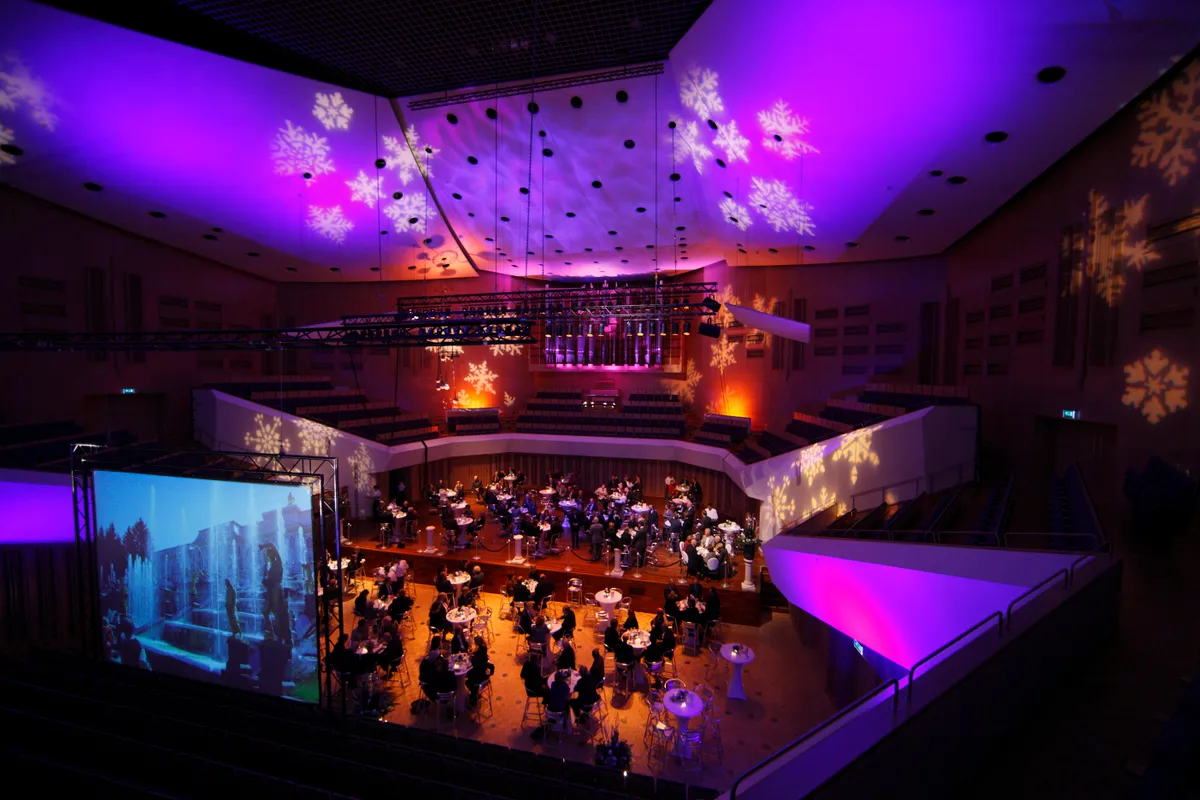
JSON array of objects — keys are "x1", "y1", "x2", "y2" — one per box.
[
  {"x1": 683, "y1": 323, "x2": 691, "y2": 336},
  {"x1": 698, "y1": 320, "x2": 721, "y2": 339},
  {"x1": 701, "y1": 297, "x2": 721, "y2": 314}
]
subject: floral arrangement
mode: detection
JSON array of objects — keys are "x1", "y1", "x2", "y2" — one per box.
[
  {"x1": 595, "y1": 730, "x2": 633, "y2": 771},
  {"x1": 670, "y1": 689, "x2": 690, "y2": 704}
]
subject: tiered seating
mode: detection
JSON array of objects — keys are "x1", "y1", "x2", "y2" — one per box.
[
  {"x1": 693, "y1": 413, "x2": 751, "y2": 447},
  {"x1": 209, "y1": 380, "x2": 438, "y2": 446},
  {"x1": 0, "y1": 421, "x2": 138, "y2": 470},
  {"x1": 1050, "y1": 465, "x2": 1099, "y2": 536},
  {"x1": 856, "y1": 382, "x2": 970, "y2": 412},
  {"x1": 516, "y1": 390, "x2": 684, "y2": 438},
  {"x1": 785, "y1": 413, "x2": 843, "y2": 445},
  {"x1": 755, "y1": 430, "x2": 802, "y2": 457},
  {"x1": 0, "y1": 654, "x2": 715, "y2": 800},
  {"x1": 819, "y1": 404, "x2": 884, "y2": 428},
  {"x1": 447, "y1": 407, "x2": 501, "y2": 435}
]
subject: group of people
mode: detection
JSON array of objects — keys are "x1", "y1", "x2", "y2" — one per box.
[
  {"x1": 418, "y1": 633, "x2": 495, "y2": 708},
  {"x1": 602, "y1": 607, "x2": 679, "y2": 675}
]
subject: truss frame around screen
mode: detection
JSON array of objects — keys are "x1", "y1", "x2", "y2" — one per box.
[{"x1": 70, "y1": 444, "x2": 346, "y2": 713}]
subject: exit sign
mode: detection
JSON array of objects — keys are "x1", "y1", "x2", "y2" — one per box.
[
  {"x1": 121, "y1": 388, "x2": 136, "y2": 395},
  {"x1": 1062, "y1": 409, "x2": 1079, "y2": 420}
]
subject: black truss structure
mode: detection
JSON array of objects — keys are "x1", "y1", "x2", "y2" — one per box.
[
  {"x1": 388, "y1": 282, "x2": 720, "y2": 323},
  {"x1": 0, "y1": 318, "x2": 535, "y2": 352},
  {"x1": 70, "y1": 445, "x2": 345, "y2": 714}
]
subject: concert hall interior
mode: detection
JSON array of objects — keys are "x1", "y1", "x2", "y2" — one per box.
[{"x1": 2, "y1": 1, "x2": 1200, "y2": 798}]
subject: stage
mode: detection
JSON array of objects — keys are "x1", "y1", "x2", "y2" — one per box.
[{"x1": 342, "y1": 493, "x2": 765, "y2": 627}]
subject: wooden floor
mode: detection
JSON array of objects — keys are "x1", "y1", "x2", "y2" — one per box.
[
  {"x1": 348, "y1": 581, "x2": 835, "y2": 792},
  {"x1": 345, "y1": 493, "x2": 764, "y2": 626}
]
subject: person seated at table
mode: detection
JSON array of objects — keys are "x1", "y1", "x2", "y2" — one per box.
[
  {"x1": 353, "y1": 589, "x2": 375, "y2": 620},
  {"x1": 554, "y1": 606, "x2": 576, "y2": 642},
  {"x1": 603, "y1": 623, "x2": 621, "y2": 655},
  {"x1": 546, "y1": 671, "x2": 573, "y2": 715},
  {"x1": 650, "y1": 609, "x2": 666, "y2": 642},
  {"x1": 327, "y1": 632, "x2": 353, "y2": 676},
  {"x1": 689, "y1": 577, "x2": 706, "y2": 601},
  {"x1": 683, "y1": 536, "x2": 702, "y2": 577},
  {"x1": 529, "y1": 614, "x2": 551, "y2": 646},
  {"x1": 429, "y1": 592, "x2": 450, "y2": 632},
  {"x1": 623, "y1": 608, "x2": 640, "y2": 632},
  {"x1": 457, "y1": 586, "x2": 477, "y2": 608},
  {"x1": 467, "y1": 638, "x2": 495, "y2": 706},
  {"x1": 387, "y1": 592, "x2": 413, "y2": 621},
  {"x1": 435, "y1": 566, "x2": 453, "y2": 597},
  {"x1": 556, "y1": 637, "x2": 576, "y2": 671},
  {"x1": 511, "y1": 574, "x2": 532, "y2": 605},
  {"x1": 469, "y1": 564, "x2": 485, "y2": 590},
  {"x1": 703, "y1": 588, "x2": 721, "y2": 625},
  {"x1": 571, "y1": 667, "x2": 601, "y2": 721},
  {"x1": 377, "y1": 614, "x2": 398, "y2": 641},
  {"x1": 350, "y1": 617, "x2": 371, "y2": 644},
  {"x1": 453, "y1": 479, "x2": 464, "y2": 497},
  {"x1": 663, "y1": 583, "x2": 681, "y2": 610},
  {"x1": 449, "y1": 625, "x2": 471, "y2": 655},
  {"x1": 613, "y1": 635, "x2": 638, "y2": 666},
  {"x1": 589, "y1": 648, "x2": 605, "y2": 683},
  {"x1": 700, "y1": 528, "x2": 716, "y2": 550},
  {"x1": 549, "y1": 516, "x2": 563, "y2": 550},
  {"x1": 381, "y1": 630, "x2": 404, "y2": 666},
  {"x1": 679, "y1": 595, "x2": 703, "y2": 626},
  {"x1": 533, "y1": 571, "x2": 555, "y2": 609},
  {"x1": 520, "y1": 657, "x2": 548, "y2": 699},
  {"x1": 517, "y1": 601, "x2": 536, "y2": 636}
]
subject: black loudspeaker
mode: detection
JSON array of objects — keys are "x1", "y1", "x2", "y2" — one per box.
[{"x1": 697, "y1": 321, "x2": 721, "y2": 339}]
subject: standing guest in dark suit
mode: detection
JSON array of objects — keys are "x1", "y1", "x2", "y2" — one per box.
[
  {"x1": 590, "y1": 518, "x2": 605, "y2": 561},
  {"x1": 589, "y1": 648, "x2": 605, "y2": 683},
  {"x1": 684, "y1": 536, "x2": 701, "y2": 577},
  {"x1": 534, "y1": 572, "x2": 555, "y2": 609}
]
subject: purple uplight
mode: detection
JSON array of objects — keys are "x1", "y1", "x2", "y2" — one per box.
[
  {"x1": 764, "y1": 546, "x2": 1026, "y2": 669},
  {"x1": 0, "y1": 471, "x2": 74, "y2": 545}
]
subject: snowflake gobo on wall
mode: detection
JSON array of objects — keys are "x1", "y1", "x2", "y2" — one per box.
[
  {"x1": 1122, "y1": 349, "x2": 1189, "y2": 424},
  {"x1": 1131, "y1": 61, "x2": 1200, "y2": 187}
]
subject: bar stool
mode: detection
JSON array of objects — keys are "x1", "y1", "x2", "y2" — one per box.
[
  {"x1": 435, "y1": 691, "x2": 457, "y2": 731},
  {"x1": 566, "y1": 578, "x2": 584, "y2": 606},
  {"x1": 522, "y1": 690, "x2": 545, "y2": 727},
  {"x1": 472, "y1": 678, "x2": 493, "y2": 721}
]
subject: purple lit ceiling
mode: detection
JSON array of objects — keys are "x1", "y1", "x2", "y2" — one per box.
[{"x1": 2, "y1": 0, "x2": 1199, "y2": 282}]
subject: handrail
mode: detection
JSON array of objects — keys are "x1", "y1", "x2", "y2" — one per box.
[
  {"x1": 1070, "y1": 460, "x2": 1107, "y2": 547},
  {"x1": 1068, "y1": 541, "x2": 1111, "y2": 586},
  {"x1": 1004, "y1": 569, "x2": 1069, "y2": 631},
  {"x1": 907, "y1": 611, "x2": 1003, "y2": 704},
  {"x1": 729, "y1": 678, "x2": 900, "y2": 800}
]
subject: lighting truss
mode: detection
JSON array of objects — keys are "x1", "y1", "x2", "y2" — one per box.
[
  {"x1": 406, "y1": 63, "x2": 665, "y2": 111},
  {"x1": 0, "y1": 317, "x2": 535, "y2": 352},
  {"x1": 386, "y1": 282, "x2": 719, "y2": 324}
]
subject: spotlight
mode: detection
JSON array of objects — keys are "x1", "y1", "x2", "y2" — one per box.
[
  {"x1": 701, "y1": 297, "x2": 721, "y2": 314},
  {"x1": 698, "y1": 321, "x2": 721, "y2": 339},
  {"x1": 683, "y1": 323, "x2": 691, "y2": 336},
  {"x1": 435, "y1": 379, "x2": 450, "y2": 391}
]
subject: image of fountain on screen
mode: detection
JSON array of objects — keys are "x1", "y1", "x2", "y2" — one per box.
[{"x1": 93, "y1": 470, "x2": 319, "y2": 702}]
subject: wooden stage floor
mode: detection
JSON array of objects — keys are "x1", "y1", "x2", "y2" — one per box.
[{"x1": 343, "y1": 494, "x2": 764, "y2": 626}]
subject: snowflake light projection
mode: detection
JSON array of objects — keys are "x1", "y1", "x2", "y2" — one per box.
[
  {"x1": 705, "y1": 384, "x2": 739, "y2": 416},
  {"x1": 503, "y1": 392, "x2": 516, "y2": 408},
  {"x1": 664, "y1": 359, "x2": 703, "y2": 406},
  {"x1": 464, "y1": 361, "x2": 498, "y2": 396},
  {"x1": 382, "y1": 125, "x2": 438, "y2": 185},
  {"x1": 294, "y1": 417, "x2": 341, "y2": 456},
  {"x1": 346, "y1": 170, "x2": 387, "y2": 208},
  {"x1": 382, "y1": 192, "x2": 431, "y2": 233},
  {"x1": 752, "y1": 294, "x2": 779, "y2": 346},
  {"x1": 347, "y1": 442, "x2": 375, "y2": 493},
  {"x1": 679, "y1": 67, "x2": 724, "y2": 120},
  {"x1": 764, "y1": 475, "x2": 796, "y2": 531},
  {"x1": 758, "y1": 100, "x2": 818, "y2": 160},
  {"x1": 713, "y1": 119, "x2": 750, "y2": 164},
  {"x1": 712, "y1": 285, "x2": 742, "y2": 330},
  {"x1": 0, "y1": 124, "x2": 15, "y2": 166},
  {"x1": 720, "y1": 197, "x2": 754, "y2": 232},
  {"x1": 1076, "y1": 191, "x2": 1158, "y2": 306},
  {"x1": 0, "y1": 55, "x2": 58, "y2": 131},
  {"x1": 1131, "y1": 62, "x2": 1200, "y2": 187},
  {"x1": 807, "y1": 486, "x2": 837, "y2": 518},
  {"x1": 832, "y1": 426, "x2": 880, "y2": 486},
  {"x1": 307, "y1": 206, "x2": 354, "y2": 244},
  {"x1": 272, "y1": 120, "x2": 335, "y2": 179},
  {"x1": 750, "y1": 177, "x2": 815, "y2": 235},
  {"x1": 796, "y1": 443, "x2": 826, "y2": 486},
  {"x1": 710, "y1": 337, "x2": 738, "y2": 376},
  {"x1": 312, "y1": 91, "x2": 354, "y2": 131},
  {"x1": 672, "y1": 119, "x2": 713, "y2": 175},
  {"x1": 425, "y1": 345, "x2": 463, "y2": 361},
  {"x1": 1123, "y1": 349, "x2": 1189, "y2": 424},
  {"x1": 488, "y1": 343, "x2": 524, "y2": 357},
  {"x1": 244, "y1": 413, "x2": 291, "y2": 456}
]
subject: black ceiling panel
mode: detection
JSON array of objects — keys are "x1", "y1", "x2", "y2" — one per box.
[{"x1": 38, "y1": 0, "x2": 711, "y2": 97}]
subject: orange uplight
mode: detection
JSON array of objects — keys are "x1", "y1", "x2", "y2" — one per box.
[{"x1": 454, "y1": 390, "x2": 491, "y2": 409}]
